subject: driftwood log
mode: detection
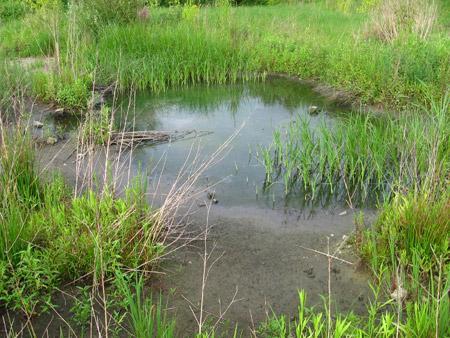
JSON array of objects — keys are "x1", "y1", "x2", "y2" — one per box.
[{"x1": 109, "y1": 130, "x2": 212, "y2": 147}]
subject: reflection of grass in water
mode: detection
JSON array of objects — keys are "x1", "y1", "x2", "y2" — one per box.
[
  {"x1": 114, "y1": 83, "x2": 248, "y2": 131},
  {"x1": 247, "y1": 77, "x2": 335, "y2": 114},
  {"x1": 261, "y1": 95, "x2": 448, "y2": 206}
]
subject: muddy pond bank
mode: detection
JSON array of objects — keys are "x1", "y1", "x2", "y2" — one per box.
[{"x1": 27, "y1": 77, "x2": 376, "y2": 335}]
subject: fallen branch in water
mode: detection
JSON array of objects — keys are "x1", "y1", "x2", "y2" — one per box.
[
  {"x1": 109, "y1": 130, "x2": 212, "y2": 147},
  {"x1": 298, "y1": 244, "x2": 354, "y2": 265}
]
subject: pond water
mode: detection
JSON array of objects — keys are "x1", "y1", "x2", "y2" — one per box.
[
  {"x1": 114, "y1": 77, "x2": 372, "y2": 335},
  {"x1": 119, "y1": 76, "x2": 348, "y2": 209},
  {"x1": 32, "y1": 77, "x2": 373, "y2": 336}
]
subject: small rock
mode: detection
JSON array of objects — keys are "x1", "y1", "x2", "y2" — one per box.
[
  {"x1": 212, "y1": 198, "x2": 218, "y2": 204},
  {"x1": 46, "y1": 137, "x2": 58, "y2": 145},
  {"x1": 303, "y1": 267, "x2": 315, "y2": 278},
  {"x1": 391, "y1": 286, "x2": 407, "y2": 302},
  {"x1": 33, "y1": 121, "x2": 43, "y2": 128},
  {"x1": 54, "y1": 108, "x2": 64, "y2": 115},
  {"x1": 308, "y1": 105, "x2": 320, "y2": 115}
]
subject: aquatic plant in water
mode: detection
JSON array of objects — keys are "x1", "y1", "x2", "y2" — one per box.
[{"x1": 260, "y1": 96, "x2": 448, "y2": 206}]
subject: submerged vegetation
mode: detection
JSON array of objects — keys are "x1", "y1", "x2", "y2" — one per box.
[{"x1": 0, "y1": 0, "x2": 449, "y2": 336}]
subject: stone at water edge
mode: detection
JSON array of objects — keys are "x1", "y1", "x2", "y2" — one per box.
[
  {"x1": 54, "y1": 108, "x2": 65, "y2": 116},
  {"x1": 33, "y1": 121, "x2": 44, "y2": 128},
  {"x1": 308, "y1": 105, "x2": 320, "y2": 115},
  {"x1": 46, "y1": 136, "x2": 58, "y2": 145}
]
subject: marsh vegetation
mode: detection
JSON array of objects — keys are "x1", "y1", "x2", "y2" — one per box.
[{"x1": 0, "y1": 0, "x2": 449, "y2": 337}]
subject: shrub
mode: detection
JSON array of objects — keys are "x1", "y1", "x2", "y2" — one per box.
[
  {"x1": 31, "y1": 71, "x2": 91, "y2": 110},
  {"x1": 79, "y1": 0, "x2": 146, "y2": 27},
  {"x1": 0, "y1": 246, "x2": 59, "y2": 316},
  {"x1": 367, "y1": 0, "x2": 438, "y2": 43},
  {"x1": 0, "y1": 0, "x2": 27, "y2": 22}
]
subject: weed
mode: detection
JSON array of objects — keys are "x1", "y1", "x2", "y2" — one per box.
[
  {"x1": 70, "y1": 285, "x2": 93, "y2": 328},
  {"x1": 115, "y1": 270, "x2": 175, "y2": 337}
]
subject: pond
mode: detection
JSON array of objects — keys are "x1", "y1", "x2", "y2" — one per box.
[
  {"x1": 113, "y1": 77, "x2": 372, "y2": 335},
  {"x1": 35, "y1": 76, "x2": 372, "y2": 336},
  {"x1": 119, "y1": 76, "x2": 349, "y2": 209}
]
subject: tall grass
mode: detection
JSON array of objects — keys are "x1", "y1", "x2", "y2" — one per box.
[
  {"x1": 91, "y1": 19, "x2": 261, "y2": 93},
  {"x1": 261, "y1": 94, "x2": 449, "y2": 205},
  {"x1": 2, "y1": 3, "x2": 448, "y2": 110},
  {"x1": 115, "y1": 270, "x2": 176, "y2": 337},
  {"x1": 0, "y1": 124, "x2": 41, "y2": 263},
  {"x1": 257, "y1": 286, "x2": 449, "y2": 337},
  {"x1": 0, "y1": 10, "x2": 54, "y2": 58}
]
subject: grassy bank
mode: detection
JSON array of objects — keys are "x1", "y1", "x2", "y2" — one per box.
[
  {"x1": 0, "y1": 116, "x2": 184, "y2": 335},
  {"x1": 1, "y1": 1, "x2": 449, "y2": 110}
]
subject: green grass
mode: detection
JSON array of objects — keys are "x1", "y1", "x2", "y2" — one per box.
[
  {"x1": 0, "y1": 1, "x2": 449, "y2": 335},
  {"x1": 362, "y1": 190, "x2": 449, "y2": 278},
  {"x1": 257, "y1": 287, "x2": 449, "y2": 337},
  {"x1": 0, "y1": 0, "x2": 28, "y2": 23},
  {"x1": 92, "y1": 20, "x2": 260, "y2": 93},
  {"x1": 85, "y1": 4, "x2": 450, "y2": 108},
  {"x1": 0, "y1": 13, "x2": 54, "y2": 58},
  {"x1": 1, "y1": 3, "x2": 448, "y2": 110},
  {"x1": 0, "y1": 125, "x2": 164, "y2": 317},
  {"x1": 260, "y1": 92, "x2": 448, "y2": 337},
  {"x1": 115, "y1": 270, "x2": 176, "y2": 337},
  {"x1": 260, "y1": 94, "x2": 449, "y2": 205}
]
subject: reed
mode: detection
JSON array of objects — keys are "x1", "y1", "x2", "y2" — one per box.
[
  {"x1": 257, "y1": 281, "x2": 449, "y2": 337},
  {"x1": 261, "y1": 94, "x2": 449, "y2": 206},
  {"x1": 3, "y1": 3, "x2": 448, "y2": 110},
  {"x1": 115, "y1": 270, "x2": 175, "y2": 337}
]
